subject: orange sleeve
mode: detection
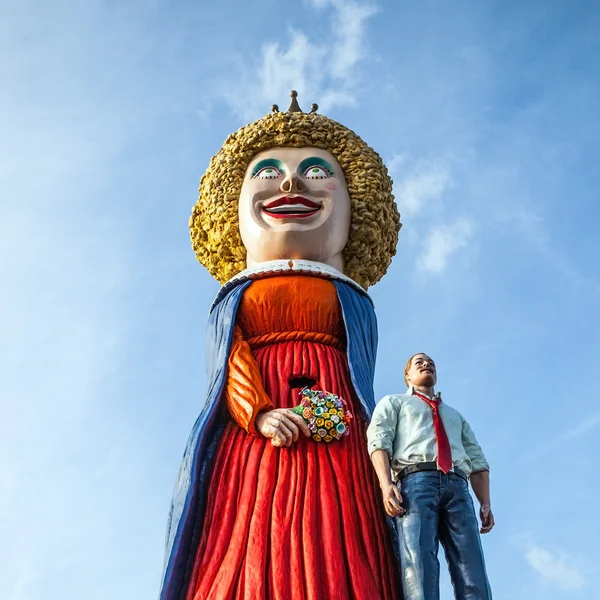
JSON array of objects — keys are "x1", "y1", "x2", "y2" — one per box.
[{"x1": 225, "y1": 326, "x2": 273, "y2": 434}]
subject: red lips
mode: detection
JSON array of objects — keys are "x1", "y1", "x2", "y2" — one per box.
[{"x1": 262, "y1": 196, "x2": 321, "y2": 219}]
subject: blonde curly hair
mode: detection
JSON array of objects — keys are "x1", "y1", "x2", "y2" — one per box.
[{"x1": 189, "y1": 109, "x2": 401, "y2": 289}]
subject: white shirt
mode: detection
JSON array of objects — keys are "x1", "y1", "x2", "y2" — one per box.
[{"x1": 366, "y1": 387, "x2": 489, "y2": 477}]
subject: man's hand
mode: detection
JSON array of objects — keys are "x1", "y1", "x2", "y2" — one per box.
[
  {"x1": 470, "y1": 470, "x2": 494, "y2": 533},
  {"x1": 479, "y1": 503, "x2": 495, "y2": 534},
  {"x1": 255, "y1": 409, "x2": 311, "y2": 447},
  {"x1": 369, "y1": 450, "x2": 405, "y2": 517},
  {"x1": 381, "y1": 482, "x2": 405, "y2": 517}
]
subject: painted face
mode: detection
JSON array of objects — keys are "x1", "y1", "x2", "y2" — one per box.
[
  {"x1": 406, "y1": 354, "x2": 437, "y2": 389},
  {"x1": 238, "y1": 147, "x2": 351, "y2": 271}
]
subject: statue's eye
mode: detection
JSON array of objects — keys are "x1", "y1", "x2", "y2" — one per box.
[
  {"x1": 253, "y1": 166, "x2": 282, "y2": 179},
  {"x1": 303, "y1": 165, "x2": 331, "y2": 179}
]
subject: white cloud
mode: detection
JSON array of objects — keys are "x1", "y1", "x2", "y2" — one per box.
[
  {"x1": 312, "y1": 0, "x2": 379, "y2": 79},
  {"x1": 525, "y1": 545, "x2": 586, "y2": 591},
  {"x1": 223, "y1": 0, "x2": 378, "y2": 120},
  {"x1": 524, "y1": 410, "x2": 600, "y2": 462},
  {"x1": 386, "y1": 152, "x2": 407, "y2": 173},
  {"x1": 390, "y1": 155, "x2": 452, "y2": 218},
  {"x1": 416, "y1": 218, "x2": 473, "y2": 274},
  {"x1": 562, "y1": 411, "x2": 600, "y2": 440}
]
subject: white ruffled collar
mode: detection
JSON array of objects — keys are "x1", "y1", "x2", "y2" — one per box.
[{"x1": 210, "y1": 259, "x2": 370, "y2": 311}]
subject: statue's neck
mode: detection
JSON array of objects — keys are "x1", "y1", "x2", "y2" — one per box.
[{"x1": 246, "y1": 252, "x2": 344, "y2": 273}]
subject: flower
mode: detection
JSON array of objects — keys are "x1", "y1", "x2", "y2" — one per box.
[{"x1": 291, "y1": 388, "x2": 353, "y2": 443}]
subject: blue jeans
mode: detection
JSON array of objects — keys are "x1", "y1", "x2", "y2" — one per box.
[{"x1": 395, "y1": 471, "x2": 492, "y2": 600}]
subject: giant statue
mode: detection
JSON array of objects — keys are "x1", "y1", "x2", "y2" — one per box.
[{"x1": 159, "y1": 91, "x2": 402, "y2": 600}]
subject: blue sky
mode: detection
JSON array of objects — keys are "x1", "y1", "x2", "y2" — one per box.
[{"x1": 1, "y1": 1, "x2": 599, "y2": 599}]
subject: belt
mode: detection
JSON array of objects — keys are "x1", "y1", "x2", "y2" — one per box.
[{"x1": 398, "y1": 462, "x2": 468, "y2": 481}]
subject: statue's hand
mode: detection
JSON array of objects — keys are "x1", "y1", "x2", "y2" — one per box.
[
  {"x1": 381, "y1": 482, "x2": 405, "y2": 518},
  {"x1": 479, "y1": 503, "x2": 495, "y2": 534},
  {"x1": 255, "y1": 409, "x2": 311, "y2": 447}
]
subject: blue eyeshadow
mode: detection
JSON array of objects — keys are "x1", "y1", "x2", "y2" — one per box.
[
  {"x1": 297, "y1": 156, "x2": 335, "y2": 176},
  {"x1": 251, "y1": 158, "x2": 285, "y2": 177}
]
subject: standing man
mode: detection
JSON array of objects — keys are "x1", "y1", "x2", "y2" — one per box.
[{"x1": 367, "y1": 353, "x2": 493, "y2": 600}]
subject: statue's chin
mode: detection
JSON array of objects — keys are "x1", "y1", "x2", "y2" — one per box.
[{"x1": 242, "y1": 229, "x2": 348, "y2": 273}]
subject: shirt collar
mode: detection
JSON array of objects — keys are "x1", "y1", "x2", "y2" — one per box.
[{"x1": 407, "y1": 385, "x2": 442, "y2": 401}]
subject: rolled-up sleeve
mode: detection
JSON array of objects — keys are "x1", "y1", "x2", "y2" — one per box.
[
  {"x1": 367, "y1": 395, "x2": 400, "y2": 457},
  {"x1": 461, "y1": 419, "x2": 489, "y2": 473}
]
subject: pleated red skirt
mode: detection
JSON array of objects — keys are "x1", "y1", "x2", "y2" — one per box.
[{"x1": 185, "y1": 277, "x2": 400, "y2": 600}]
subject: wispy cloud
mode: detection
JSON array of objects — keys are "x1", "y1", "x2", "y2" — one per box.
[
  {"x1": 416, "y1": 218, "x2": 473, "y2": 274},
  {"x1": 222, "y1": 0, "x2": 378, "y2": 120},
  {"x1": 525, "y1": 544, "x2": 586, "y2": 591},
  {"x1": 310, "y1": 0, "x2": 378, "y2": 79},
  {"x1": 563, "y1": 411, "x2": 600, "y2": 440},
  {"x1": 388, "y1": 154, "x2": 452, "y2": 218},
  {"x1": 500, "y1": 204, "x2": 600, "y2": 296},
  {"x1": 524, "y1": 410, "x2": 600, "y2": 462}
]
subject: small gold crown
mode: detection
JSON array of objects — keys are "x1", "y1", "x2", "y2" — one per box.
[{"x1": 272, "y1": 90, "x2": 318, "y2": 115}]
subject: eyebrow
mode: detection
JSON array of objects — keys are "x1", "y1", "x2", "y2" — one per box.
[
  {"x1": 297, "y1": 156, "x2": 335, "y2": 176},
  {"x1": 250, "y1": 158, "x2": 285, "y2": 177},
  {"x1": 414, "y1": 357, "x2": 435, "y2": 365}
]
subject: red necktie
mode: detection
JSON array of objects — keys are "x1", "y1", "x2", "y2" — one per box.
[{"x1": 414, "y1": 392, "x2": 453, "y2": 473}]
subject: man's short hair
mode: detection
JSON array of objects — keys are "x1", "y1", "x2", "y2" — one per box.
[{"x1": 404, "y1": 353, "x2": 423, "y2": 386}]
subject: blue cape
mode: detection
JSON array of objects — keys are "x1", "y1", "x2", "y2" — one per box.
[{"x1": 159, "y1": 276, "x2": 394, "y2": 600}]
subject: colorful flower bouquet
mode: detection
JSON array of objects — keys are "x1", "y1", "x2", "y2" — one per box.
[{"x1": 291, "y1": 388, "x2": 353, "y2": 442}]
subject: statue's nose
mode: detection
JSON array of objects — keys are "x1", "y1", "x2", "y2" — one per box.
[{"x1": 280, "y1": 172, "x2": 306, "y2": 194}]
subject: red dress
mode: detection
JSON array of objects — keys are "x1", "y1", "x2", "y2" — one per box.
[{"x1": 185, "y1": 276, "x2": 399, "y2": 600}]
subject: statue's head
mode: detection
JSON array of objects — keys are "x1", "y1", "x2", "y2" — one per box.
[
  {"x1": 238, "y1": 146, "x2": 351, "y2": 273},
  {"x1": 190, "y1": 91, "x2": 401, "y2": 289},
  {"x1": 404, "y1": 353, "x2": 437, "y2": 388}
]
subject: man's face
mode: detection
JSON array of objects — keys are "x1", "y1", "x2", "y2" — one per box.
[
  {"x1": 406, "y1": 354, "x2": 437, "y2": 388},
  {"x1": 238, "y1": 147, "x2": 351, "y2": 267}
]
